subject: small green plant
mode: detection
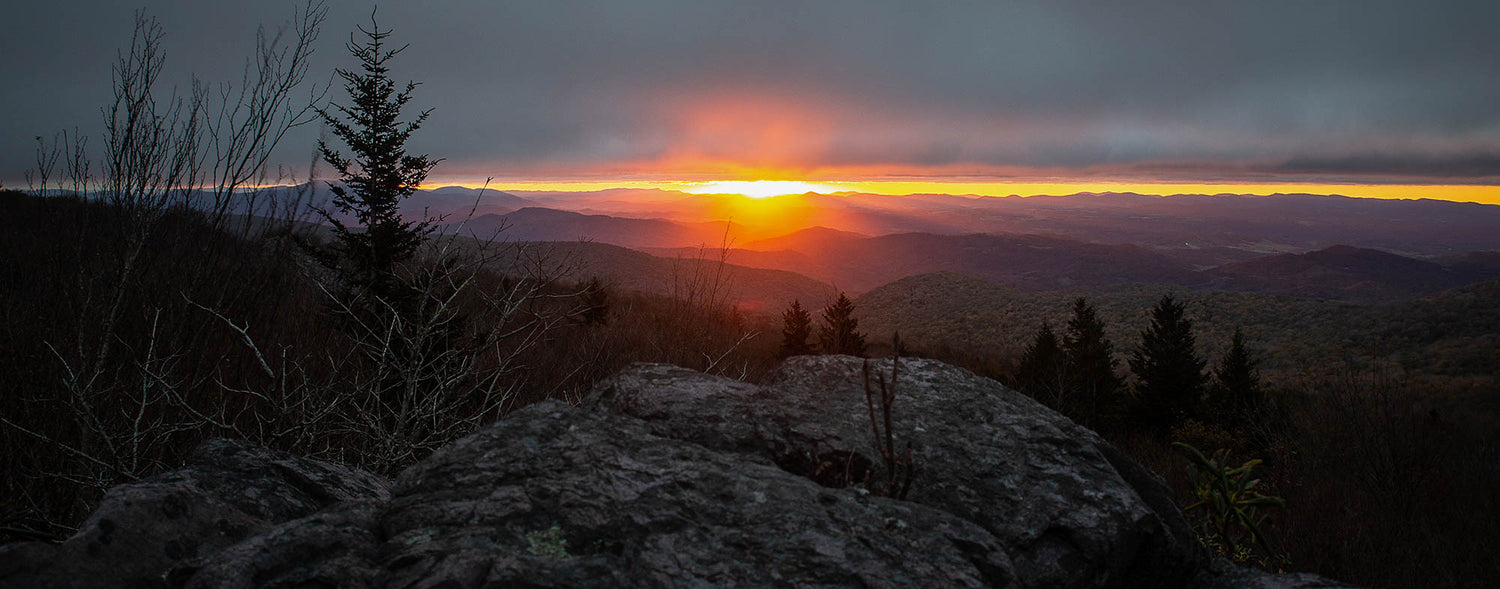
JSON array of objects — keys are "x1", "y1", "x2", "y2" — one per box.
[
  {"x1": 525, "y1": 523, "x2": 572, "y2": 561},
  {"x1": 1173, "y1": 441, "x2": 1285, "y2": 567}
]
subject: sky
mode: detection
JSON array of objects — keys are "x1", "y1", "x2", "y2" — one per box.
[{"x1": 4, "y1": 1, "x2": 1500, "y2": 202}]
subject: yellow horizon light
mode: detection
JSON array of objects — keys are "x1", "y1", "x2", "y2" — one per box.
[
  {"x1": 424, "y1": 177, "x2": 1500, "y2": 206},
  {"x1": 680, "y1": 180, "x2": 843, "y2": 199}
]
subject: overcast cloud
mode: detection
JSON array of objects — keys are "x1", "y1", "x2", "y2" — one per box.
[{"x1": 4, "y1": 0, "x2": 1499, "y2": 184}]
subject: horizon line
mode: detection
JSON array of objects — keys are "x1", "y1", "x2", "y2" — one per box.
[{"x1": 423, "y1": 179, "x2": 1500, "y2": 205}]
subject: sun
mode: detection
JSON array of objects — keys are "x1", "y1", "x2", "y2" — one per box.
[{"x1": 682, "y1": 180, "x2": 841, "y2": 199}]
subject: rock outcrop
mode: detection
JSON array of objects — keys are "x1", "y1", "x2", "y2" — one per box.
[
  {"x1": 588, "y1": 357, "x2": 1202, "y2": 588},
  {"x1": 0, "y1": 356, "x2": 1354, "y2": 588},
  {"x1": 0, "y1": 438, "x2": 389, "y2": 588}
]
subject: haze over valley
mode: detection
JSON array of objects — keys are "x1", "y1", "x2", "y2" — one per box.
[{"x1": 381, "y1": 185, "x2": 1500, "y2": 304}]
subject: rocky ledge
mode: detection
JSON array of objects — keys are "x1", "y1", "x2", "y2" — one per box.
[{"x1": 0, "y1": 356, "x2": 1353, "y2": 588}]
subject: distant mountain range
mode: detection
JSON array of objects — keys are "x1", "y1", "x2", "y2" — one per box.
[
  {"x1": 479, "y1": 240, "x2": 835, "y2": 314},
  {"x1": 450, "y1": 207, "x2": 740, "y2": 250},
  {"x1": 186, "y1": 186, "x2": 1500, "y2": 263},
  {"x1": 284, "y1": 186, "x2": 1500, "y2": 305},
  {"x1": 679, "y1": 226, "x2": 1497, "y2": 303},
  {"x1": 716, "y1": 228, "x2": 1200, "y2": 293},
  {"x1": 412, "y1": 186, "x2": 537, "y2": 218},
  {"x1": 1204, "y1": 245, "x2": 1497, "y2": 302},
  {"x1": 507, "y1": 188, "x2": 1500, "y2": 261}
]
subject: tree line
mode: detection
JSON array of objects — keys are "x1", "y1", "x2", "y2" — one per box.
[
  {"x1": 778, "y1": 291, "x2": 867, "y2": 358},
  {"x1": 1010, "y1": 294, "x2": 1263, "y2": 436},
  {"x1": 777, "y1": 289, "x2": 1261, "y2": 438}
]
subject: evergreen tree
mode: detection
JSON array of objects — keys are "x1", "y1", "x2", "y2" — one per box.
[
  {"x1": 1015, "y1": 322, "x2": 1067, "y2": 408},
  {"x1": 779, "y1": 299, "x2": 813, "y2": 358},
  {"x1": 1062, "y1": 297, "x2": 1124, "y2": 429},
  {"x1": 579, "y1": 277, "x2": 610, "y2": 326},
  {"x1": 309, "y1": 17, "x2": 449, "y2": 433},
  {"x1": 1211, "y1": 327, "x2": 1262, "y2": 425},
  {"x1": 1129, "y1": 294, "x2": 1207, "y2": 432},
  {"x1": 818, "y1": 292, "x2": 867, "y2": 357},
  {"x1": 315, "y1": 16, "x2": 438, "y2": 299}
]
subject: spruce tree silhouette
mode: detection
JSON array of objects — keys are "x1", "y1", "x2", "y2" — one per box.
[
  {"x1": 1129, "y1": 294, "x2": 1207, "y2": 432},
  {"x1": 779, "y1": 299, "x2": 813, "y2": 358},
  {"x1": 1016, "y1": 322, "x2": 1067, "y2": 409},
  {"x1": 1062, "y1": 297, "x2": 1123, "y2": 429},
  {"x1": 1211, "y1": 327, "x2": 1262, "y2": 426},
  {"x1": 315, "y1": 13, "x2": 438, "y2": 302},
  {"x1": 819, "y1": 292, "x2": 867, "y2": 357}
]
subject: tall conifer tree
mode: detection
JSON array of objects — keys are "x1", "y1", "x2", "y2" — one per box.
[
  {"x1": 1016, "y1": 322, "x2": 1067, "y2": 409},
  {"x1": 1062, "y1": 298, "x2": 1123, "y2": 429},
  {"x1": 818, "y1": 292, "x2": 867, "y2": 357},
  {"x1": 315, "y1": 15, "x2": 437, "y2": 299},
  {"x1": 1211, "y1": 327, "x2": 1262, "y2": 425},
  {"x1": 779, "y1": 299, "x2": 813, "y2": 358},
  {"x1": 1129, "y1": 294, "x2": 1207, "y2": 432}
]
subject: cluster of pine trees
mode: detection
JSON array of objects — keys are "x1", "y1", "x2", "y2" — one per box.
[
  {"x1": 1013, "y1": 295, "x2": 1263, "y2": 434},
  {"x1": 778, "y1": 292, "x2": 867, "y2": 358}
]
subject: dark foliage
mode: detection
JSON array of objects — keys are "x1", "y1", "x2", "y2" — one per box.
[
  {"x1": 1, "y1": 190, "x2": 319, "y2": 537},
  {"x1": 1062, "y1": 297, "x2": 1124, "y2": 429},
  {"x1": 779, "y1": 299, "x2": 813, "y2": 358},
  {"x1": 1174, "y1": 441, "x2": 1286, "y2": 567},
  {"x1": 1130, "y1": 294, "x2": 1208, "y2": 433},
  {"x1": 313, "y1": 15, "x2": 437, "y2": 300},
  {"x1": 1273, "y1": 364, "x2": 1500, "y2": 589},
  {"x1": 864, "y1": 275, "x2": 1500, "y2": 587},
  {"x1": 578, "y1": 277, "x2": 610, "y2": 326},
  {"x1": 1210, "y1": 327, "x2": 1263, "y2": 426},
  {"x1": 1014, "y1": 322, "x2": 1067, "y2": 409},
  {"x1": 818, "y1": 292, "x2": 867, "y2": 357},
  {"x1": 1, "y1": 190, "x2": 747, "y2": 539}
]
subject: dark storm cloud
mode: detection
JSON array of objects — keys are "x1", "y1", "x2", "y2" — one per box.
[
  {"x1": 4, "y1": 0, "x2": 1500, "y2": 183},
  {"x1": 1273, "y1": 152, "x2": 1500, "y2": 180}
]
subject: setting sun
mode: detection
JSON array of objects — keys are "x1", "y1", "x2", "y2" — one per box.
[{"x1": 682, "y1": 180, "x2": 842, "y2": 199}]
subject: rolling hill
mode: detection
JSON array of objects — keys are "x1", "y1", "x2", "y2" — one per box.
[
  {"x1": 482, "y1": 240, "x2": 837, "y2": 314},
  {"x1": 1205, "y1": 245, "x2": 1483, "y2": 303},
  {"x1": 391, "y1": 188, "x2": 1500, "y2": 303},
  {"x1": 726, "y1": 230, "x2": 1496, "y2": 302},
  {"x1": 671, "y1": 228, "x2": 1200, "y2": 292},
  {"x1": 854, "y1": 271, "x2": 1500, "y2": 382},
  {"x1": 408, "y1": 186, "x2": 537, "y2": 218},
  {"x1": 451, "y1": 208, "x2": 744, "y2": 249},
  {"x1": 509, "y1": 189, "x2": 1500, "y2": 264}
]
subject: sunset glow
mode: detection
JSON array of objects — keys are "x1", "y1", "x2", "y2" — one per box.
[
  {"x1": 438, "y1": 177, "x2": 1500, "y2": 206},
  {"x1": 682, "y1": 180, "x2": 842, "y2": 199}
]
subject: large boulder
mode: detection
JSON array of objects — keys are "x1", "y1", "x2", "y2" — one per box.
[
  {"x1": 381, "y1": 402, "x2": 1014, "y2": 587},
  {"x1": 587, "y1": 356, "x2": 1202, "y2": 588},
  {"x1": 1, "y1": 357, "x2": 1357, "y2": 588},
  {"x1": 0, "y1": 438, "x2": 389, "y2": 588},
  {"x1": 176, "y1": 498, "x2": 385, "y2": 589}
]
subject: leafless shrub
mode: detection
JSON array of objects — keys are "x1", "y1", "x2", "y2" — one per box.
[
  {"x1": 861, "y1": 334, "x2": 917, "y2": 499},
  {"x1": 658, "y1": 225, "x2": 760, "y2": 377},
  {"x1": 2, "y1": 2, "x2": 331, "y2": 536}
]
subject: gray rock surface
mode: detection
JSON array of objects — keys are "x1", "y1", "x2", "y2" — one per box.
[
  {"x1": 381, "y1": 402, "x2": 1013, "y2": 588},
  {"x1": 588, "y1": 356, "x2": 1201, "y2": 588},
  {"x1": 1, "y1": 356, "x2": 1356, "y2": 588},
  {"x1": 0, "y1": 438, "x2": 389, "y2": 589},
  {"x1": 177, "y1": 499, "x2": 385, "y2": 589}
]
